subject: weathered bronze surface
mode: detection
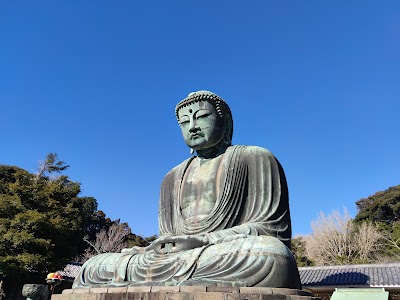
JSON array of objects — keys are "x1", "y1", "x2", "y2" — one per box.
[{"x1": 73, "y1": 91, "x2": 300, "y2": 289}]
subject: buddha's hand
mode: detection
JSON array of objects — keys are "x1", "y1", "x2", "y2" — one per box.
[
  {"x1": 149, "y1": 235, "x2": 209, "y2": 255},
  {"x1": 121, "y1": 246, "x2": 149, "y2": 254},
  {"x1": 219, "y1": 233, "x2": 247, "y2": 243}
]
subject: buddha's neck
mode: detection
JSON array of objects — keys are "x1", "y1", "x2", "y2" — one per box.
[{"x1": 196, "y1": 143, "x2": 229, "y2": 159}]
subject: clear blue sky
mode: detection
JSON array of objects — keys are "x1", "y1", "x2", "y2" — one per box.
[{"x1": 1, "y1": 1, "x2": 399, "y2": 237}]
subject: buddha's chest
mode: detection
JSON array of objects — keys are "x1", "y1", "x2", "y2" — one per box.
[{"x1": 180, "y1": 156, "x2": 223, "y2": 222}]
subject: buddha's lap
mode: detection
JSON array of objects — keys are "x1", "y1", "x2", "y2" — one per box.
[
  {"x1": 75, "y1": 235, "x2": 301, "y2": 288},
  {"x1": 82, "y1": 235, "x2": 292, "y2": 275}
]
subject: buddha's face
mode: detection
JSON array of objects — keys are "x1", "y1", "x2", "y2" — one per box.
[{"x1": 178, "y1": 101, "x2": 225, "y2": 151}]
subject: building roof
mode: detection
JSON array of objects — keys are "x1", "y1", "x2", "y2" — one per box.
[
  {"x1": 58, "y1": 262, "x2": 82, "y2": 280},
  {"x1": 299, "y1": 263, "x2": 400, "y2": 287}
]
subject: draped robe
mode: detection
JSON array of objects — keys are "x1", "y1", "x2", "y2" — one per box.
[{"x1": 73, "y1": 145, "x2": 301, "y2": 288}]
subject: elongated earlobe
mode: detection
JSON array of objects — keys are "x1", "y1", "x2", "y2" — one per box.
[{"x1": 223, "y1": 115, "x2": 232, "y2": 146}]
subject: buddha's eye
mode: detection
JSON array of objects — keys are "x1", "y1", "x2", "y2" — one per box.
[
  {"x1": 196, "y1": 110, "x2": 212, "y2": 119},
  {"x1": 179, "y1": 116, "x2": 189, "y2": 126}
]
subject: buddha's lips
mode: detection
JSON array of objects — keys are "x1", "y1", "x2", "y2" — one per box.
[{"x1": 190, "y1": 133, "x2": 203, "y2": 139}]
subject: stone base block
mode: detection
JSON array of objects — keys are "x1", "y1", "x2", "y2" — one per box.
[{"x1": 53, "y1": 287, "x2": 322, "y2": 300}]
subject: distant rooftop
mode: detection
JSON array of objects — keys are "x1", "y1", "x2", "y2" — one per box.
[
  {"x1": 299, "y1": 263, "x2": 400, "y2": 287},
  {"x1": 58, "y1": 262, "x2": 82, "y2": 280}
]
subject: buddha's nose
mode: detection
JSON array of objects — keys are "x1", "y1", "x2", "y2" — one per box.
[
  {"x1": 189, "y1": 119, "x2": 200, "y2": 132},
  {"x1": 189, "y1": 118, "x2": 200, "y2": 132},
  {"x1": 189, "y1": 125, "x2": 200, "y2": 133}
]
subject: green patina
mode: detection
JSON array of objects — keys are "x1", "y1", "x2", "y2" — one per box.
[{"x1": 73, "y1": 91, "x2": 300, "y2": 289}]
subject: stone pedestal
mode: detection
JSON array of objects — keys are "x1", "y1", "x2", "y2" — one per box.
[{"x1": 53, "y1": 286, "x2": 322, "y2": 300}]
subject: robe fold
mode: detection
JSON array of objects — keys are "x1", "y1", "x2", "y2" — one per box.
[{"x1": 73, "y1": 145, "x2": 301, "y2": 289}]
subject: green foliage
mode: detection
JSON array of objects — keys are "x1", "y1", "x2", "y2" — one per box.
[
  {"x1": 291, "y1": 236, "x2": 314, "y2": 267},
  {"x1": 0, "y1": 155, "x2": 109, "y2": 298},
  {"x1": 127, "y1": 234, "x2": 157, "y2": 248},
  {"x1": 355, "y1": 185, "x2": 400, "y2": 260},
  {"x1": 385, "y1": 221, "x2": 400, "y2": 258},
  {"x1": 36, "y1": 153, "x2": 69, "y2": 177},
  {"x1": 355, "y1": 185, "x2": 400, "y2": 223}
]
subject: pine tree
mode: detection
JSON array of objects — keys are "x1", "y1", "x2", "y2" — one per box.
[{"x1": 0, "y1": 155, "x2": 109, "y2": 299}]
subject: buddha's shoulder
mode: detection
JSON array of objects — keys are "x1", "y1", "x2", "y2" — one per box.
[
  {"x1": 229, "y1": 145, "x2": 275, "y2": 158},
  {"x1": 163, "y1": 157, "x2": 193, "y2": 178}
]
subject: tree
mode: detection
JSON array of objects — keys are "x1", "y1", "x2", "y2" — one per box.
[
  {"x1": 81, "y1": 220, "x2": 131, "y2": 261},
  {"x1": 127, "y1": 233, "x2": 157, "y2": 248},
  {"x1": 382, "y1": 221, "x2": 400, "y2": 260},
  {"x1": 35, "y1": 153, "x2": 69, "y2": 178},
  {"x1": 355, "y1": 221, "x2": 385, "y2": 262},
  {"x1": 291, "y1": 236, "x2": 314, "y2": 267},
  {"x1": 80, "y1": 221, "x2": 157, "y2": 262},
  {"x1": 304, "y1": 209, "x2": 383, "y2": 265},
  {"x1": 355, "y1": 185, "x2": 400, "y2": 260},
  {"x1": 0, "y1": 155, "x2": 108, "y2": 299},
  {"x1": 355, "y1": 185, "x2": 400, "y2": 223}
]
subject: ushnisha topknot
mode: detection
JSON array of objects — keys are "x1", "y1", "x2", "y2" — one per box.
[{"x1": 175, "y1": 90, "x2": 232, "y2": 121}]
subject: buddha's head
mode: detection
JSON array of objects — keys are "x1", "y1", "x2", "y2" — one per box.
[{"x1": 175, "y1": 90, "x2": 233, "y2": 152}]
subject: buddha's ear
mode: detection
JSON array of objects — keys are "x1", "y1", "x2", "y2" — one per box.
[{"x1": 223, "y1": 114, "x2": 233, "y2": 146}]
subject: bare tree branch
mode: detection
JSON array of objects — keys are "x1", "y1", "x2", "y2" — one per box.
[
  {"x1": 80, "y1": 220, "x2": 131, "y2": 262},
  {"x1": 35, "y1": 153, "x2": 69, "y2": 180},
  {"x1": 305, "y1": 208, "x2": 384, "y2": 265}
]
